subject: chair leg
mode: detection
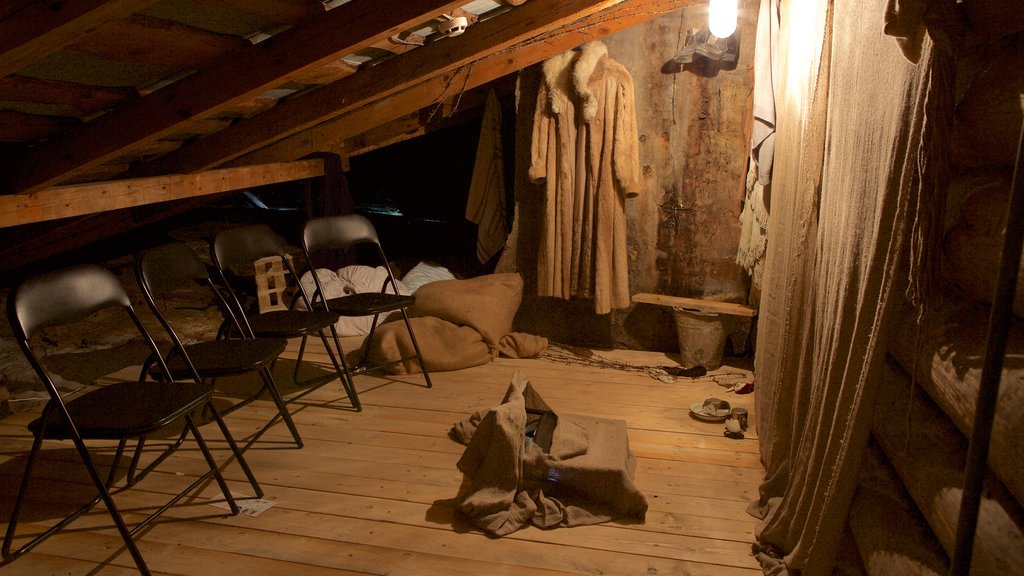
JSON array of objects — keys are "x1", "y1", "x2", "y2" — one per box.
[
  {"x1": 288, "y1": 326, "x2": 361, "y2": 411},
  {"x1": 292, "y1": 334, "x2": 309, "y2": 382},
  {"x1": 105, "y1": 438, "x2": 128, "y2": 488},
  {"x1": 3, "y1": 433, "x2": 44, "y2": 560},
  {"x1": 183, "y1": 415, "x2": 239, "y2": 516},
  {"x1": 319, "y1": 327, "x2": 361, "y2": 411},
  {"x1": 400, "y1": 310, "x2": 433, "y2": 388},
  {"x1": 128, "y1": 429, "x2": 187, "y2": 486},
  {"x1": 206, "y1": 403, "x2": 264, "y2": 499},
  {"x1": 72, "y1": 434, "x2": 153, "y2": 575},
  {"x1": 258, "y1": 368, "x2": 303, "y2": 447}
]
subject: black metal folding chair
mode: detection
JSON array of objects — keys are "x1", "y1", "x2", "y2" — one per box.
[
  {"x1": 210, "y1": 224, "x2": 362, "y2": 411},
  {"x1": 136, "y1": 241, "x2": 303, "y2": 448},
  {"x1": 2, "y1": 264, "x2": 262, "y2": 576},
  {"x1": 302, "y1": 214, "x2": 433, "y2": 389}
]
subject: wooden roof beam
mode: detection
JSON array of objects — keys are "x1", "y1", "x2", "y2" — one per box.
[
  {"x1": 130, "y1": 0, "x2": 633, "y2": 177},
  {"x1": 0, "y1": 159, "x2": 324, "y2": 228},
  {"x1": 242, "y1": 0, "x2": 695, "y2": 165},
  {"x1": 1, "y1": 0, "x2": 468, "y2": 196},
  {"x1": 0, "y1": 0, "x2": 160, "y2": 77}
]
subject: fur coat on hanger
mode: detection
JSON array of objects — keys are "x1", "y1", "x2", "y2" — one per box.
[{"x1": 529, "y1": 42, "x2": 641, "y2": 314}]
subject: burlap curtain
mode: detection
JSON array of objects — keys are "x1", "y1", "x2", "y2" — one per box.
[{"x1": 748, "y1": 0, "x2": 941, "y2": 573}]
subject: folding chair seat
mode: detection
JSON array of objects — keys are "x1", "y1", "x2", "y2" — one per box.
[
  {"x1": 210, "y1": 224, "x2": 362, "y2": 411},
  {"x1": 2, "y1": 264, "x2": 261, "y2": 576},
  {"x1": 136, "y1": 241, "x2": 303, "y2": 448},
  {"x1": 302, "y1": 214, "x2": 433, "y2": 388}
]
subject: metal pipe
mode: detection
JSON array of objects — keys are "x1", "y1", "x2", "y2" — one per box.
[{"x1": 950, "y1": 94, "x2": 1024, "y2": 576}]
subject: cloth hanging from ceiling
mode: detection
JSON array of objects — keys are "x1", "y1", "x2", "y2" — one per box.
[
  {"x1": 466, "y1": 90, "x2": 509, "y2": 264},
  {"x1": 737, "y1": 0, "x2": 781, "y2": 296},
  {"x1": 748, "y1": 0, "x2": 946, "y2": 573},
  {"x1": 528, "y1": 42, "x2": 642, "y2": 314}
]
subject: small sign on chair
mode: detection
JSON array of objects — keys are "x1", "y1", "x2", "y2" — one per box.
[{"x1": 254, "y1": 255, "x2": 291, "y2": 313}]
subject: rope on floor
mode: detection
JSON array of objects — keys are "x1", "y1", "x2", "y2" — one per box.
[{"x1": 541, "y1": 342, "x2": 752, "y2": 389}]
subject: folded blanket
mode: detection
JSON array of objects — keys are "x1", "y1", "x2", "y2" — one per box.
[
  {"x1": 367, "y1": 316, "x2": 492, "y2": 374},
  {"x1": 366, "y1": 272, "x2": 548, "y2": 374},
  {"x1": 451, "y1": 371, "x2": 647, "y2": 536},
  {"x1": 410, "y1": 272, "x2": 522, "y2": 346}
]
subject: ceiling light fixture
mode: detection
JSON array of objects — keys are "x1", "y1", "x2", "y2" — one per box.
[{"x1": 708, "y1": 0, "x2": 738, "y2": 38}]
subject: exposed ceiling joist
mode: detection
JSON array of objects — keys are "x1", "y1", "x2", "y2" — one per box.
[
  {"x1": 243, "y1": 0, "x2": 693, "y2": 165},
  {"x1": 1, "y1": 0, "x2": 467, "y2": 196},
  {"x1": 342, "y1": 75, "x2": 516, "y2": 158},
  {"x1": 133, "y1": 0, "x2": 635, "y2": 176},
  {"x1": 0, "y1": 0, "x2": 693, "y2": 238},
  {"x1": 0, "y1": 158, "x2": 324, "y2": 228},
  {"x1": 0, "y1": 0, "x2": 161, "y2": 77}
]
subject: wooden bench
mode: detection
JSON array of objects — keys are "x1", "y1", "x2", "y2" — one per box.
[{"x1": 632, "y1": 293, "x2": 757, "y2": 317}]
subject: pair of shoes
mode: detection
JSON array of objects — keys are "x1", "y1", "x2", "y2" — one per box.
[{"x1": 689, "y1": 397, "x2": 732, "y2": 422}]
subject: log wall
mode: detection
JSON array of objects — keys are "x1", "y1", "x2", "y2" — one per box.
[
  {"x1": 850, "y1": 10, "x2": 1024, "y2": 575},
  {"x1": 512, "y1": 3, "x2": 755, "y2": 350}
]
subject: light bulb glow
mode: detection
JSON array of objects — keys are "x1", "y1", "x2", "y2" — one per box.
[{"x1": 709, "y1": 0, "x2": 738, "y2": 38}]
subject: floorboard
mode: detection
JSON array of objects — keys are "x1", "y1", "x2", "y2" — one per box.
[{"x1": 0, "y1": 338, "x2": 763, "y2": 575}]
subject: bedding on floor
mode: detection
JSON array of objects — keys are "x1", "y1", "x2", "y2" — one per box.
[
  {"x1": 299, "y1": 261, "x2": 457, "y2": 337},
  {"x1": 365, "y1": 272, "x2": 548, "y2": 374},
  {"x1": 449, "y1": 370, "x2": 647, "y2": 536}
]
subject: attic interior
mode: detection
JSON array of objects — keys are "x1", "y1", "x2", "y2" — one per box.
[{"x1": 1, "y1": 1, "x2": 1024, "y2": 575}]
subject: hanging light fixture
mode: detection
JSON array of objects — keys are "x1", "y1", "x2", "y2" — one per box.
[{"x1": 708, "y1": 0, "x2": 738, "y2": 38}]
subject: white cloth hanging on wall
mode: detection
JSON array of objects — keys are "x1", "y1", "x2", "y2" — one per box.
[
  {"x1": 751, "y1": 0, "x2": 781, "y2": 186},
  {"x1": 737, "y1": 0, "x2": 781, "y2": 297}
]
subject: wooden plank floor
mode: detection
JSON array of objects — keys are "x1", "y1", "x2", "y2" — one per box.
[{"x1": 0, "y1": 338, "x2": 763, "y2": 575}]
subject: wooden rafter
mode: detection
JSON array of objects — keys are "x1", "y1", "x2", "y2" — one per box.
[
  {"x1": 130, "y1": 0, "x2": 629, "y2": 177},
  {"x1": 1, "y1": 0, "x2": 467, "y2": 196},
  {"x1": 342, "y1": 75, "x2": 516, "y2": 159},
  {"x1": 0, "y1": 75, "x2": 136, "y2": 115},
  {"x1": 0, "y1": 0, "x2": 693, "y2": 229},
  {"x1": 65, "y1": 14, "x2": 251, "y2": 68},
  {"x1": 0, "y1": 0, "x2": 160, "y2": 77},
  {"x1": 241, "y1": 0, "x2": 694, "y2": 165},
  {"x1": 0, "y1": 159, "x2": 324, "y2": 228}
]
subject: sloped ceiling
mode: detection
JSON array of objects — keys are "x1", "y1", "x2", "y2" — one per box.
[{"x1": 0, "y1": 0, "x2": 692, "y2": 269}]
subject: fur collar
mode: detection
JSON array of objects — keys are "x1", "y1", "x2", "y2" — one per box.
[
  {"x1": 541, "y1": 50, "x2": 576, "y2": 114},
  {"x1": 573, "y1": 42, "x2": 608, "y2": 121}
]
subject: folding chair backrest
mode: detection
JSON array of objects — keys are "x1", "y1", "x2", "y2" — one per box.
[
  {"x1": 137, "y1": 241, "x2": 250, "y2": 341},
  {"x1": 8, "y1": 264, "x2": 132, "y2": 342},
  {"x1": 137, "y1": 241, "x2": 208, "y2": 297},
  {"x1": 211, "y1": 224, "x2": 291, "y2": 277},
  {"x1": 7, "y1": 264, "x2": 173, "y2": 396},
  {"x1": 302, "y1": 214, "x2": 380, "y2": 252},
  {"x1": 302, "y1": 214, "x2": 398, "y2": 294},
  {"x1": 211, "y1": 224, "x2": 313, "y2": 313}
]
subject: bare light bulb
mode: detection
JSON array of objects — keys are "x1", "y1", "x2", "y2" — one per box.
[{"x1": 709, "y1": 0, "x2": 738, "y2": 38}]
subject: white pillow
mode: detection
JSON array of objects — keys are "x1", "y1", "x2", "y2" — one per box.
[
  {"x1": 402, "y1": 261, "x2": 456, "y2": 293},
  {"x1": 337, "y1": 265, "x2": 410, "y2": 296},
  {"x1": 297, "y1": 266, "x2": 409, "y2": 336}
]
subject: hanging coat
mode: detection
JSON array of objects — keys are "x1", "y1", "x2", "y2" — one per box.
[
  {"x1": 528, "y1": 50, "x2": 578, "y2": 300},
  {"x1": 466, "y1": 90, "x2": 509, "y2": 264},
  {"x1": 572, "y1": 42, "x2": 642, "y2": 314}
]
